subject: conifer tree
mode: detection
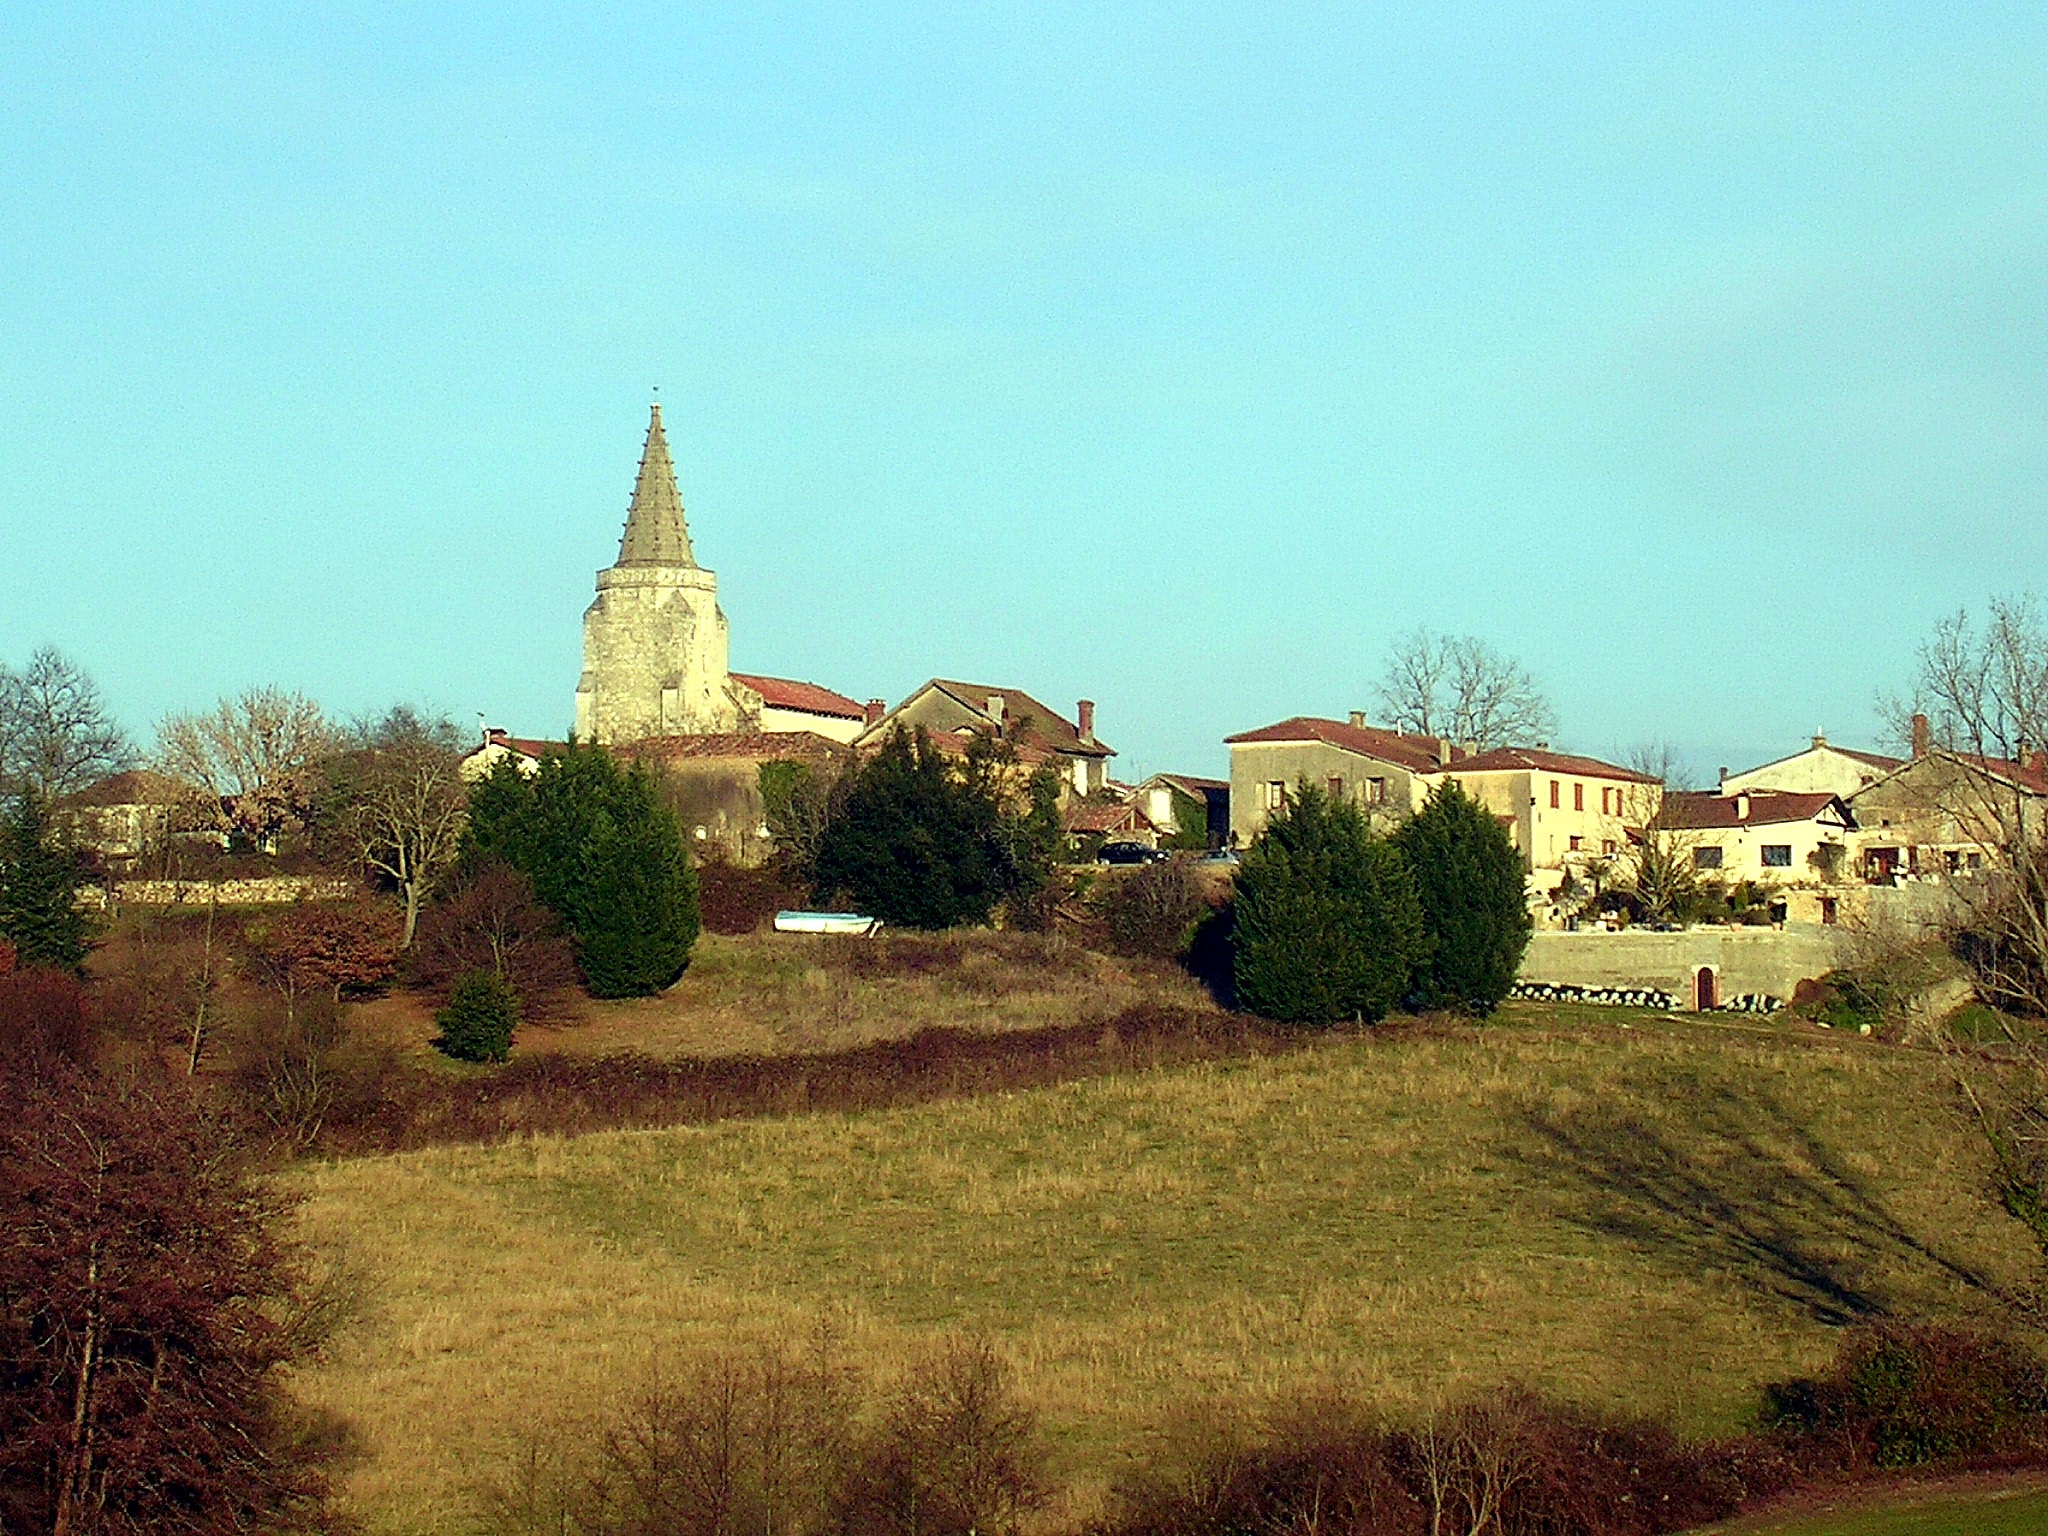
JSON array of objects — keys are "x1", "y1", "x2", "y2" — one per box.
[
  {"x1": 1393, "y1": 778, "x2": 1532, "y2": 1014},
  {"x1": 463, "y1": 743, "x2": 698, "y2": 997},
  {"x1": 814, "y1": 727, "x2": 1001, "y2": 929},
  {"x1": 1231, "y1": 784, "x2": 1426, "y2": 1025},
  {"x1": 0, "y1": 792, "x2": 90, "y2": 974}
]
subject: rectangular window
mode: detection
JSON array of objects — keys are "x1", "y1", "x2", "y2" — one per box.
[
  {"x1": 1761, "y1": 844, "x2": 1792, "y2": 867},
  {"x1": 1266, "y1": 781, "x2": 1285, "y2": 811},
  {"x1": 1573, "y1": 783, "x2": 1585, "y2": 812},
  {"x1": 1368, "y1": 777, "x2": 1387, "y2": 804},
  {"x1": 1549, "y1": 780, "x2": 1560, "y2": 809},
  {"x1": 1568, "y1": 834, "x2": 1583, "y2": 851},
  {"x1": 1694, "y1": 846, "x2": 1724, "y2": 869},
  {"x1": 1602, "y1": 838, "x2": 1616, "y2": 856},
  {"x1": 1327, "y1": 776, "x2": 1344, "y2": 799}
]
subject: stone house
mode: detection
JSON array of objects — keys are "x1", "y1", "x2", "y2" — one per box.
[
  {"x1": 621, "y1": 730, "x2": 851, "y2": 865},
  {"x1": 1846, "y1": 720, "x2": 2048, "y2": 881},
  {"x1": 58, "y1": 770, "x2": 200, "y2": 866},
  {"x1": 1654, "y1": 790, "x2": 1857, "y2": 887},
  {"x1": 731, "y1": 673, "x2": 872, "y2": 744},
  {"x1": 858, "y1": 681, "x2": 1114, "y2": 800},
  {"x1": 1224, "y1": 714, "x2": 1456, "y2": 845},
  {"x1": 458, "y1": 729, "x2": 554, "y2": 783}
]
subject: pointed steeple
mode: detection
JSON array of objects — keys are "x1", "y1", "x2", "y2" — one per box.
[{"x1": 616, "y1": 402, "x2": 696, "y2": 566}]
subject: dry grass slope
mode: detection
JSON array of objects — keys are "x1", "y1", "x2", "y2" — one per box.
[{"x1": 287, "y1": 1011, "x2": 2047, "y2": 1535}]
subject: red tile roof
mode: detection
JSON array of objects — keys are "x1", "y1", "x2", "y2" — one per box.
[
  {"x1": 621, "y1": 731, "x2": 851, "y2": 763},
  {"x1": 901, "y1": 680, "x2": 1115, "y2": 758},
  {"x1": 1065, "y1": 802, "x2": 1151, "y2": 834},
  {"x1": 732, "y1": 672, "x2": 865, "y2": 719},
  {"x1": 1655, "y1": 790, "x2": 1850, "y2": 830},
  {"x1": 1444, "y1": 746, "x2": 1660, "y2": 783},
  {"x1": 1223, "y1": 717, "x2": 1452, "y2": 773}
]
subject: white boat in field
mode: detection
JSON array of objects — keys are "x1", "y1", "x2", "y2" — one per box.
[{"x1": 773, "y1": 911, "x2": 884, "y2": 936}]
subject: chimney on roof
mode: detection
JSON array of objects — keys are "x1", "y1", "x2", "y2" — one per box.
[
  {"x1": 864, "y1": 698, "x2": 886, "y2": 728},
  {"x1": 1911, "y1": 712, "x2": 1932, "y2": 759},
  {"x1": 1812, "y1": 731, "x2": 1827, "y2": 750},
  {"x1": 1736, "y1": 793, "x2": 1751, "y2": 821},
  {"x1": 986, "y1": 694, "x2": 1005, "y2": 733},
  {"x1": 1718, "y1": 765, "x2": 1728, "y2": 786},
  {"x1": 1077, "y1": 699, "x2": 1096, "y2": 745},
  {"x1": 1459, "y1": 739, "x2": 1477, "y2": 759},
  {"x1": 1436, "y1": 738, "x2": 1451, "y2": 767},
  {"x1": 486, "y1": 727, "x2": 508, "y2": 745},
  {"x1": 1349, "y1": 710, "x2": 1366, "y2": 729}
]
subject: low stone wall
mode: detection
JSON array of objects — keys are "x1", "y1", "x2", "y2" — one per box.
[
  {"x1": 1518, "y1": 927, "x2": 1843, "y2": 1012},
  {"x1": 91, "y1": 876, "x2": 360, "y2": 910}
]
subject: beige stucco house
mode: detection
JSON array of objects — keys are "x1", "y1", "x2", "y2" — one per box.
[
  {"x1": 732, "y1": 672, "x2": 873, "y2": 744},
  {"x1": 1224, "y1": 714, "x2": 1455, "y2": 845},
  {"x1": 1655, "y1": 790, "x2": 1857, "y2": 886},
  {"x1": 1847, "y1": 742, "x2": 2048, "y2": 881},
  {"x1": 858, "y1": 681, "x2": 1114, "y2": 799},
  {"x1": 1437, "y1": 747, "x2": 1661, "y2": 880},
  {"x1": 1720, "y1": 734, "x2": 1902, "y2": 799}
]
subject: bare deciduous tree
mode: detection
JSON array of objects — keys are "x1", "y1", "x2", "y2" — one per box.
[
  {"x1": 155, "y1": 687, "x2": 330, "y2": 847},
  {"x1": 0, "y1": 647, "x2": 131, "y2": 804},
  {"x1": 322, "y1": 707, "x2": 468, "y2": 946},
  {"x1": 1375, "y1": 629, "x2": 1556, "y2": 752}
]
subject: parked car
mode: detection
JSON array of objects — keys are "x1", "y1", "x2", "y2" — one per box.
[{"x1": 1097, "y1": 841, "x2": 1169, "y2": 865}]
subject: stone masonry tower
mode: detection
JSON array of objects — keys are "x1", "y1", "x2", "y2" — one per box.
[{"x1": 574, "y1": 404, "x2": 748, "y2": 743}]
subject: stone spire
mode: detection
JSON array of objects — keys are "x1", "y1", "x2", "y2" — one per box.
[{"x1": 616, "y1": 402, "x2": 695, "y2": 567}]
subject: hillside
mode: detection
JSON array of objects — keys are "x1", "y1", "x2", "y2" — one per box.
[{"x1": 285, "y1": 1004, "x2": 2046, "y2": 1535}]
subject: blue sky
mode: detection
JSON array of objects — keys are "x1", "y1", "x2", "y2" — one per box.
[{"x1": 3, "y1": 3, "x2": 2043, "y2": 786}]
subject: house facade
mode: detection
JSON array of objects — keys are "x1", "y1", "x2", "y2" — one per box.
[
  {"x1": 1847, "y1": 747, "x2": 2048, "y2": 881},
  {"x1": 1655, "y1": 790, "x2": 1857, "y2": 886},
  {"x1": 731, "y1": 672, "x2": 871, "y2": 745},
  {"x1": 1438, "y1": 747, "x2": 1661, "y2": 879},
  {"x1": 1720, "y1": 734, "x2": 1902, "y2": 799},
  {"x1": 1128, "y1": 773, "x2": 1230, "y2": 849},
  {"x1": 1224, "y1": 714, "x2": 1454, "y2": 845}
]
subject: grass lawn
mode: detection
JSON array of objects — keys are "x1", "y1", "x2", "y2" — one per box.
[
  {"x1": 1703, "y1": 1482, "x2": 2048, "y2": 1534},
  {"x1": 286, "y1": 1001, "x2": 2046, "y2": 1535}
]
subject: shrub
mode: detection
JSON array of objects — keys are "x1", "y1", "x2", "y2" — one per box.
[
  {"x1": 435, "y1": 970, "x2": 520, "y2": 1064},
  {"x1": 1392, "y1": 779, "x2": 1531, "y2": 1015},
  {"x1": 244, "y1": 896, "x2": 402, "y2": 1009},
  {"x1": 1099, "y1": 858, "x2": 1206, "y2": 958},
  {"x1": 408, "y1": 859, "x2": 579, "y2": 1023},
  {"x1": 696, "y1": 857, "x2": 800, "y2": 935},
  {"x1": 229, "y1": 994, "x2": 396, "y2": 1149},
  {"x1": 1764, "y1": 1323, "x2": 2048, "y2": 1470},
  {"x1": 1231, "y1": 785, "x2": 1427, "y2": 1026},
  {"x1": 466, "y1": 743, "x2": 700, "y2": 997}
]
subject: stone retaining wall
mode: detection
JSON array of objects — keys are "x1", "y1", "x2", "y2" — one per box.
[
  {"x1": 88, "y1": 877, "x2": 360, "y2": 910},
  {"x1": 1519, "y1": 927, "x2": 1842, "y2": 1012}
]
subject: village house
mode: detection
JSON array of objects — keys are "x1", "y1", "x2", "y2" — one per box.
[
  {"x1": 1846, "y1": 714, "x2": 2048, "y2": 881},
  {"x1": 57, "y1": 770, "x2": 201, "y2": 867},
  {"x1": 1720, "y1": 733, "x2": 1902, "y2": 799},
  {"x1": 1126, "y1": 773, "x2": 1230, "y2": 849},
  {"x1": 620, "y1": 729, "x2": 851, "y2": 864},
  {"x1": 1438, "y1": 746, "x2": 1662, "y2": 884},
  {"x1": 858, "y1": 681, "x2": 1115, "y2": 799},
  {"x1": 1654, "y1": 789, "x2": 1857, "y2": 887},
  {"x1": 1223, "y1": 714, "x2": 1458, "y2": 845}
]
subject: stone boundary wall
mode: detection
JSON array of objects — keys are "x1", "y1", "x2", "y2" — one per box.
[
  {"x1": 87, "y1": 877, "x2": 361, "y2": 910},
  {"x1": 1519, "y1": 927, "x2": 1843, "y2": 1011}
]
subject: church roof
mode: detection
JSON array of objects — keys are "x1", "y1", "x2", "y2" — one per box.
[{"x1": 616, "y1": 402, "x2": 696, "y2": 567}]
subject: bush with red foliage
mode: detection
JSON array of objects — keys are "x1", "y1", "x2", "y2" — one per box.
[
  {"x1": 0, "y1": 936, "x2": 15, "y2": 975},
  {"x1": 0, "y1": 1060, "x2": 333, "y2": 1533},
  {"x1": 245, "y1": 896, "x2": 401, "y2": 1008},
  {"x1": 408, "y1": 860, "x2": 579, "y2": 1022},
  {"x1": 0, "y1": 965, "x2": 96, "y2": 1086},
  {"x1": 694, "y1": 857, "x2": 801, "y2": 936},
  {"x1": 1765, "y1": 1323, "x2": 2048, "y2": 1472}
]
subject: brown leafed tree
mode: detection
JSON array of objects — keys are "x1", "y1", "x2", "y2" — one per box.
[
  {"x1": 154, "y1": 687, "x2": 330, "y2": 847},
  {"x1": 246, "y1": 898, "x2": 401, "y2": 1015},
  {"x1": 321, "y1": 707, "x2": 469, "y2": 946},
  {"x1": 0, "y1": 648, "x2": 132, "y2": 806},
  {"x1": 0, "y1": 1065, "x2": 332, "y2": 1534},
  {"x1": 407, "y1": 859, "x2": 579, "y2": 1023}
]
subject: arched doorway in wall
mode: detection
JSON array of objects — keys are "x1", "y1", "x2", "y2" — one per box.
[{"x1": 1694, "y1": 966, "x2": 1719, "y2": 1012}]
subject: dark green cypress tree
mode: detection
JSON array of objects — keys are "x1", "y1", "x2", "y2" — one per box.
[
  {"x1": 0, "y1": 793, "x2": 91, "y2": 974},
  {"x1": 813, "y1": 727, "x2": 1004, "y2": 929},
  {"x1": 460, "y1": 743, "x2": 698, "y2": 997},
  {"x1": 1231, "y1": 784, "x2": 1427, "y2": 1025},
  {"x1": 1393, "y1": 779, "x2": 1532, "y2": 1015}
]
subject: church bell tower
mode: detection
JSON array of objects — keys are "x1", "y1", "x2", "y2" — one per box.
[{"x1": 574, "y1": 403, "x2": 747, "y2": 743}]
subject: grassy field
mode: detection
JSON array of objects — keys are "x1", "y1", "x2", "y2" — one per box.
[
  {"x1": 286, "y1": 1001, "x2": 2047, "y2": 1534},
  {"x1": 1707, "y1": 1482, "x2": 2048, "y2": 1534}
]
